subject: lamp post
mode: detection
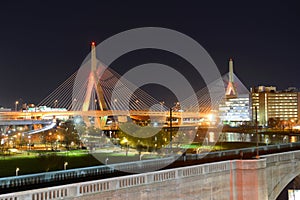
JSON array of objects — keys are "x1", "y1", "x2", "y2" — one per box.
[
  {"x1": 49, "y1": 132, "x2": 52, "y2": 149},
  {"x1": 139, "y1": 154, "x2": 144, "y2": 161},
  {"x1": 160, "y1": 101, "x2": 165, "y2": 112},
  {"x1": 54, "y1": 100, "x2": 58, "y2": 108},
  {"x1": 16, "y1": 168, "x2": 19, "y2": 176},
  {"x1": 18, "y1": 132, "x2": 21, "y2": 148},
  {"x1": 255, "y1": 106, "x2": 259, "y2": 159},
  {"x1": 57, "y1": 135, "x2": 61, "y2": 149},
  {"x1": 72, "y1": 99, "x2": 77, "y2": 110},
  {"x1": 28, "y1": 135, "x2": 31, "y2": 150},
  {"x1": 94, "y1": 99, "x2": 97, "y2": 110},
  {"x1": 15, "y1": 101, "x2": 19, "y2": 111},
  {"x1": 64, "y1": 162, "x2": 68, "y2": 170},
  {"x1": 126, "y1": 141, "x2": 128, "y2": 156},
  {"x1": 123, "y1": 138, "x2": 128, "y2": 156},
  {"x1": 169, "y1": 108, "x2": 173, "y2": 152}
]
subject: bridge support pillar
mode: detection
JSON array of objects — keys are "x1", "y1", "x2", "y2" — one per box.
[
  {"x1": 99, "y1": 116, "x2": 108, "y2": 129},
  {"x1": 231, "y1": 159, "x2": 268, "y2": 200},
  {"x1": 94, "y1": 117, "x2": 101, "y2": 129}
]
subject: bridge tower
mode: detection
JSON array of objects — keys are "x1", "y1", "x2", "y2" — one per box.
[
  {"x1": 82, "y1": 42, "x2": 107, "y2": 111},
  {"x1": 81, "y1": 42, "x2": 108, "y2": 128},
  {"x1": 225, "y1": 58, "x2": 238, "y2": 98}
]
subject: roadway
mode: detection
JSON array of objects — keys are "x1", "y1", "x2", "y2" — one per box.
[{"x1": 0, "y1": 110, "x2": 210, "y2": 120}]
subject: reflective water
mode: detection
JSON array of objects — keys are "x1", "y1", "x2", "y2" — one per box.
[{"x1": 219, "y1": 132, "x2": 299, "y2": 144}]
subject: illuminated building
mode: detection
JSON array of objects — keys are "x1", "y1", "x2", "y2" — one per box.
[
  {"x1": 0, "y1": 107, "x2": 11, "y2": 112},
  {"x1": 218, "y1": 59, "x2": 251, "y2": 126},
  {"x1": 250, "y1": 86, "x2": 300, "y2": 126},
  {"x1": 219, "y1": 94, "x2": 250, "y2": 125}
]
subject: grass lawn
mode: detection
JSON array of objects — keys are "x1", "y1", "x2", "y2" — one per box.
[
  {"x1": 181, "y1": 141, "x2": 262, "y2": 152},
  {"x1": 0, "y1": 142, "x2": 264, "y2": 178},
  {"x1": 0, "y1": 150, "x2": 161, "y2": 178},
  {"x1": 0, "y1": 152, "x2": 100, "y2": 178}
]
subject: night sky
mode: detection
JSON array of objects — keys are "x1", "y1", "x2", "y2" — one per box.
[{"x1": 0, "y1": 1, "x2": 299, "y2": 108}]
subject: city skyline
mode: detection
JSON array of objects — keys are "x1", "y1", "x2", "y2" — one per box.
[{"x1": 0, "y1": 1, "x2": 299, "y2": 108}]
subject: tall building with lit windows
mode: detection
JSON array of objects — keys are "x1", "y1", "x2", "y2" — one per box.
[{"x1": 250, "y1": 86, "x2": 300, "y2": 126}]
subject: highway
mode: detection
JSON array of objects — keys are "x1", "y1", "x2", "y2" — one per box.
[{"x1": 0, "y1": 110, "x2": 209, "y2": 120}]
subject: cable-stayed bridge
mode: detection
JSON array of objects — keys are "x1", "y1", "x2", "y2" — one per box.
[{"x1": 0, "y1": 42, "x2": 226, "y2": 131}]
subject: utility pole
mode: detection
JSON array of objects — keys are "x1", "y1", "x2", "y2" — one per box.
[
  {"x1": 255, "y1": 106, "x2": 259, "y2": 159},
  {"x1": 170, "y1": 108, "x2": 172, "y2": 153}
]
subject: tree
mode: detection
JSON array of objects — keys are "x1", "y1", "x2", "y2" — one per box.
[
  {"x1": 57, "y1": 120, "x2": 80, "y2": 149},
  {"x1": 117, "y1": 122, "x2": 169, "y2": 152},
  {"x1": 268, "y1": 117, "x2": 282, "y2": 129}
]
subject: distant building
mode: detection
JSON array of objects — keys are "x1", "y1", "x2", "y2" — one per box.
[
  {"x1": 0, "y1": 107, "x2": 11, "y2": 112},
  {"x1": 218, "y1": 59, "x2": 251, "y2": 126},
  {"x1": 25, "y1": 106, "x2": 67, "y2": 112},
  {"x1": 219, "y1": 94, "x2": 250, "y2": 124},
  {"x1": 250, "y1": 86, "x2": 300, "y2": 126}
]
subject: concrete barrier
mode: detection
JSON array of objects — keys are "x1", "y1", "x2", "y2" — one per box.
[{"x1": 2, "y1": 150, "x2": 300, "y2": 200}]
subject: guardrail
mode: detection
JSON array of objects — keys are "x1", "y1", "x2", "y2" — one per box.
[
  {"x1": 0, "y1": 156, "x2": 175, "y2": 193},
  {"x1": 2, "y1": 149, "x2": 297, "y2": 200},
  {"x1": 260, "y1": 149, "x2": 300, "y2": 163},
  {"x1": 182, "y1": 141, "x2": 300, "y2": 162},
  {"x1": 0, "y1": 159, "x2": 232, "y2": 200},
  {"x1": 1, "y1": 141, "x2": 300, "y2": 195}
]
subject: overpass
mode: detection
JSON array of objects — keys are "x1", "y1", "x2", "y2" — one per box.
[
  {"x1": 0, "y1": 110, "x2": 210, "y2": 120},
  {"x1": 1, "y1": 150, "x2": 300, "y2": 200},
  {"x1": 0, "y1": 119, "x2": 53, "y2": 126},
  {"x1": 0, "y1": 110, "x2": 213, "y2": 130},
  {"x1": 0, "y1": 117, "x2": 56, "y2": 135}
]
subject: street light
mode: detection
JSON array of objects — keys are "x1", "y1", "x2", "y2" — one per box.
[
  {"x1": 49, "y1": 132, "x2": 52, "y2": 149},
  {"x1": 64, "y1": 162, "x2": 68, "y2": 170},
  {"x1": 123, "y1": 138, "x2": 128, "y2": 156},
  {"x1": 16, "y1": 168, "x2": 19, "y2": 176},
  {"x1": 28, "y1": 135, "x2": 31, "y2": 150},
  {"x1": 57, "y1": 135, "x2": 61, "y2": 149},
  {"x1": 94, "y1": 99, "x2": 97, "y2": 109},
  {"x1": 18, "y1": 132, "x2": 21, "y2": 148},
  {"x1": 72, "y1": 99, "x2": 77, "y2": 110},
  {"x1": 54, "y1": 100, "x2": 58, "y2": 108},
  {"x1": 139, "y1": 154, "x2": 144, "y2": 161},
  {"x1": 126, "y1": 141, "x2": 128, "y2": 156},
  {"x1": 160, "y1": 101, "x2": 165, "y2": 112},
  {"x1": 15, "y1": 101, "x2": 19, "y2": 111}
]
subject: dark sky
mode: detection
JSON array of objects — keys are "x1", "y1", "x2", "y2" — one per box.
[{"x1": 0, "y1": 0, "x2": 299, "y2": 108}]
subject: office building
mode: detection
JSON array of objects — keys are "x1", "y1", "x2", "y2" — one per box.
[{"x1": 250, "y1": 86, "x2": 300, "y2": 126}]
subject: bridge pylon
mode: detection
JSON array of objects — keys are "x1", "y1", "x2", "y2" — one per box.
[
  {"x1": 82, "y1": 42, "x2": 108, "y2": 128},
  {"x1": 225, "y1": 58, "x2": 238, "y2": 98}
]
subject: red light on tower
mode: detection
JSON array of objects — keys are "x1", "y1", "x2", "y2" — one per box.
[{"x1": 91, "y1": 41, "x2": 95, "y2": 46}]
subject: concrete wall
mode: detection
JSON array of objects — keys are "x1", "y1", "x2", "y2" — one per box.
[
  {"x1": 264, "y1": 151, "x2": 300, "y2": 199},
  {"x1": 0, "y1": 160, "x2": 261, "y2": 200}
]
